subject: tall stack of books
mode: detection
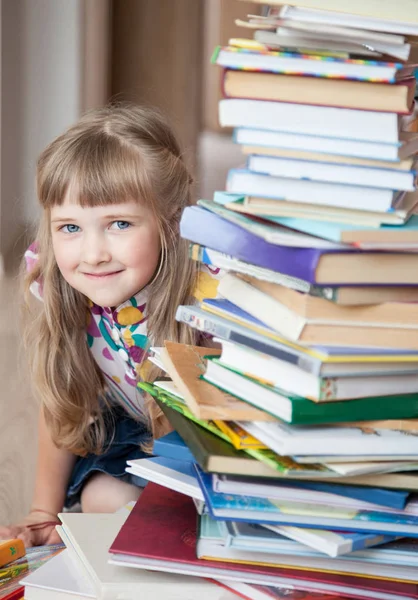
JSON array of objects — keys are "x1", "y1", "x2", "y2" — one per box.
[
  {"x1": 107, "y1": 2, "x2": 418, "y2": 599},
  {"x1": 27, "y1": 2, "x2": 418, "y2": 600}
]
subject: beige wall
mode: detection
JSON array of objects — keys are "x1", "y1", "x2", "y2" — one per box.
[
  {"x1": 0, "y1": 0, "x2": 111, "y2": 273},
  {"x1": 202, "y1": 0, "x2": 262, "y2": 132},
  {"x1": 1, "y1": 0, "x2": 84, "y2": 271},
  {"x1": 111, "y1": 0, "x2": 203, "y2": 174}
]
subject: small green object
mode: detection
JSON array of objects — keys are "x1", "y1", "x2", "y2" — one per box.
[
  {"x1": 210, "y1": 45, "x2": 221, "y2": 64},
  {"x1": 9, "y1": 546, "x2": 17, "y2": 556},
  {"x1": 137, "y1": 381, "x2": 157, "y2": 396}
]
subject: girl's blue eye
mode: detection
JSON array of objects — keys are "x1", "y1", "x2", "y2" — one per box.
[
  {"x1": 61, "y1": 224, "x2": 80, "y2": 233},
  {"x1": 113, "y1": 221, "x2": 131, "y2": 230}
]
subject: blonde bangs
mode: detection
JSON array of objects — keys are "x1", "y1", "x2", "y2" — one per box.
[{"x1": 37, "y1": 129, "x2": 154, "y2": 210}]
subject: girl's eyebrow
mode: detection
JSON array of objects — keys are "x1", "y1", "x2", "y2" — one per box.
[
  {"x1": 101, "y1": 213, "x2": 142, "y2": 220},
  {"x1": 51, "y1": 213, "x2": 142, "y2": 224},
  {"x1": 51, "y1": 217, "x2": 77, "y2": 224}
]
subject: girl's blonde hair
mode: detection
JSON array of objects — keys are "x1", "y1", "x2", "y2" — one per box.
[{"x1": 24, "y1": 103, "x2": 198, "y2": 455}]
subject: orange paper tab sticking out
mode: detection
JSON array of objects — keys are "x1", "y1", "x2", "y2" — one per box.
[{"x1": 0, "y1": 539, "x2": 26, "y2": 568}]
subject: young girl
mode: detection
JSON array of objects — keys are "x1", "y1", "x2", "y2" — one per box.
[{"x1": 0, "y1": 103, "x2": 206, "y2": 546}]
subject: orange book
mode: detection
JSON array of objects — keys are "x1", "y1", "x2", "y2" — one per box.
[{"x1": 0, "y1": 539, "x2": 25, "y2": 567}]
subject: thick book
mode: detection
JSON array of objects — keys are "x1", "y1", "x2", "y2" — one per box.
[
  {"x1": 219, "y1": 99, "x2": 401, "y2": 144},
  {"x1": 177, "y1": 304, "x2": 418, "y2": 380},
  {"x1": 217, "y1": 338, "x2": 418, "y2": 402},
  {"x1": 247, "y1": 154, "x2": 416, "y2": 191},
  {"x1": 57, "y1": 511, "x2": 227, "y2": 600},
  {"x1": 108, "y1": 484, "x2": 418, "y2": 599},
  {"x1": 197, "y1": 517, "x2": 415, "y2": 581},
  {"x1": 213, "y1": 46, "x2": 406, "y2": 83},
  {"x1": 127, "y1": 455, "x2": 407, "y2": 515},
  {"x1": 21, "y1": 550, "x2": 95, "y2": 600},
  {"x1": 236, "y1": 275, "x2": 418, "y2": 328},
  {"x1": 222, "y1": 69, "x2": 415, "y2": 113},
  {"x1": 190, "y1": 240, "x2": 418, "y2": 306},
  {"x1": 227, "y1": 168, "x2": 401, "y2": 213},
  {"x1": 212, "y1": 475, "x2": 410, "y2": 511},
  {"x1": 234, "y1": 127, "x2": 418, "y2": 162},
  {"x1": 204, "y1": 357, "x2": 418, "y2": 425},
  {"x1": 216, "y1": 275, "x2": 418, "y2": 349},
  {"x1": 202, "y1": 298, "x2": 418, "y2": 362},
  {"x1": 180, "y1": 206, "x2": 418, "y2": 285},
  {"x1": 194, "y1": 467, "x2": 418, "y2": 537}
]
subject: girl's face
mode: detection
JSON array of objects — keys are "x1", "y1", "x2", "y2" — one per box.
[{"x1": 50, "y1": 191, "x2": 161, "y2": 307}]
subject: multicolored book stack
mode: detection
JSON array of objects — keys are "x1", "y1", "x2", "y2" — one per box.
[{"x1": 106, "y1": 2, "x2": 418, "y2": 600}]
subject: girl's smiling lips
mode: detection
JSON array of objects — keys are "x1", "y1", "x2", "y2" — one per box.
[{"x1": 81, "y1": 270, "x2": 124, "y2": 279}]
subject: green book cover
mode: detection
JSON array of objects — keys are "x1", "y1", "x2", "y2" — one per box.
[{"x1": 205, "y1": 358, "x2": 418, "y2": 425}]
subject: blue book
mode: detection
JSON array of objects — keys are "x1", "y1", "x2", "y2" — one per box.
[
  {"x1": 264, "y1": 215, "x2": 418, "y2": 244},
  {"x1": 194, "y1": 465, "x2": 418, "y2": 538},
  {"x1": 212, "y1": 474, "x2": 410, "y2": 510},
  {"x1": 153, "y1": 431, "x2": 195, "y2": 463},
  {"x1": 180, "y1": 204, "x2": 418, "y2": 286}
]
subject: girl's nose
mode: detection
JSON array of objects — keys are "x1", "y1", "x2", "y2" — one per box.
[{"x1": 81, "y1": 232, "x2": 111, "y2": 265}]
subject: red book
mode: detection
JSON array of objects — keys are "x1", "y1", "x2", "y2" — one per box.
[{"x1": 109, "y1": 483, "x2": 418, "y2": 600}]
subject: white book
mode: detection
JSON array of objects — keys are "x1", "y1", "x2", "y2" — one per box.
[
  {"x1": 22, "y1": 550, "x2": 96, "y2": 600},
  {"x1": 254, "y1": 29, "x2": 386, "y2": 58},
  {"x1": 217, "y1": 338, "x2": 418, "y2": 402},
  {"x1": 126, "y1": 456, "x2": 204, "y2": 501},
  {"x1": 227, "y1": 169, "x2": 399, "y2": 213},
  {"x1": 220, "y1": 99, "x2": 400, "y2": 144},
  {"x1": 278, "y1": 3, "x2": 418, "y2": 35},
  {"x1": 57, "y1": 512, "x2": 233, "y2": 600},
  {"x1": 247, "y1": 154, "x2": 416, "y2": 191},
  {"x1": 240, "y1": 419, "x2": 418, "y2": 458},
  {"x1": 234, "y1": 128, "x2": 418, "y2": 162}
]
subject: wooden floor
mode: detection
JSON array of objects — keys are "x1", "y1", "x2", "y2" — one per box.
[{"x1": 0, "y1": 274, "x2": 38, "y2": 526}]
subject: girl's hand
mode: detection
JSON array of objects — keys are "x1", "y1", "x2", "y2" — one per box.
[{"x1": 0, "y1": 510, "x2": 61, "y2": 547}]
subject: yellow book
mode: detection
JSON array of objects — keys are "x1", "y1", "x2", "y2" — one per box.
[{"x1": 213, "y1": 420, "x2": 267, "y2": 450}]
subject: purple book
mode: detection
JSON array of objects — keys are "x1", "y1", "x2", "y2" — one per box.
[{"x1": 180, "y1": 206, "x2": 351, "y2": 284}]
